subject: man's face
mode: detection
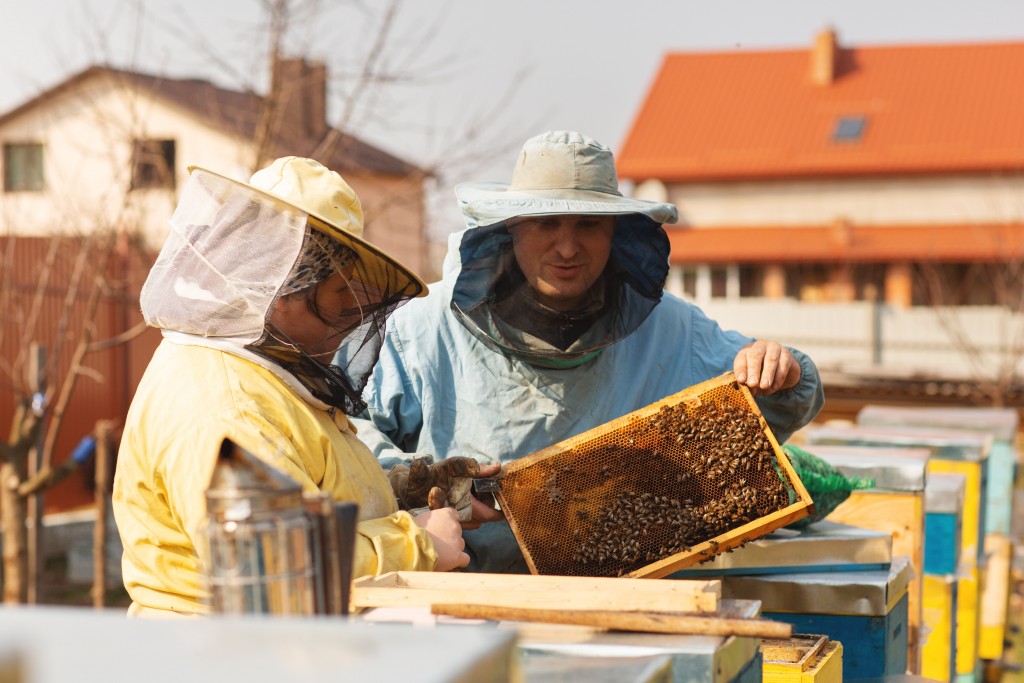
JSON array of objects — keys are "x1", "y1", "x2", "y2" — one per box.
[{"x1": 508, "y1": 214, "x2": 616, "y2": 312}]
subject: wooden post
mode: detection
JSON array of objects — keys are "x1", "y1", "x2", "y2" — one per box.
[
  {"x1": 92, "y1": 421, "x2": 112, "y2": 609},
  {"x1": 26, "y1": 343, "x2": 46, "y2": 605},
  {"x1": 2, "y1": 402, "x2": 29, "y2": 604}
]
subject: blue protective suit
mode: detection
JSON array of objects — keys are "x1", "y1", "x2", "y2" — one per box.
[{"x1": 352, "y1": 225, "x2": 825, "y2": 572}]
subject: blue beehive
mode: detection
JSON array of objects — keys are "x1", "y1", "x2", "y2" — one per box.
[{"x1": 720, "y1": 556, "x2": 913, "y2": 680}]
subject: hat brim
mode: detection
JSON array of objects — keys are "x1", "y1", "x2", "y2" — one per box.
[
  {"x1": 188, "y1": 165, "x2": 427, "y2": 298},
  {"x1": 455, "y1": 182, "x2": 679, "y2": 228}
]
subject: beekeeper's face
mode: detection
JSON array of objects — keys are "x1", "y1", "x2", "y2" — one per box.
[{"x1": 508, "y1": 214, "x2": 615, "y2": 312}]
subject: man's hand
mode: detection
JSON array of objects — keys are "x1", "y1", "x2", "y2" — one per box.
[
  {"x1": 733, "y1": 340, "x2": 801, "y2": 396},
  {"x1": 413, "y1": 507, "x2": 469, "y2": 572}
]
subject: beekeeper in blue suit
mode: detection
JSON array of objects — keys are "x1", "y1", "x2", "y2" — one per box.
[{"x1": 355, "y1": 131, "x2": 825, "y2": 573}]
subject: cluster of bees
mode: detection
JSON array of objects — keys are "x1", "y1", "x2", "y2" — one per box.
[{"x1": 533, "y1": 395, "x2": 792, "y2": 577}]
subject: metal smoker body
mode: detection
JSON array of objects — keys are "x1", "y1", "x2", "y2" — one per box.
[{"x1": 204, "y1": 438, "x2": 356, "y2": 615}]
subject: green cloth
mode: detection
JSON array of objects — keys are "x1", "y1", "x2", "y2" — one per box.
[{"x1": 783, "y1": 444, "x2": 875, "y2": 528}]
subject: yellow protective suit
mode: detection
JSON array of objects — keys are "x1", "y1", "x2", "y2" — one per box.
[{"x1": 112, "y1": 340, "x2": 437, "y2": 616}]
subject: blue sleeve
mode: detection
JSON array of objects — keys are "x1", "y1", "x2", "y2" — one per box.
[
  {"x1": 752, "y1": 348, "x2": 825, "y2": 444},
  {"x1": 352, "y1": 329, "x2": 427, "y2": 470},
  {"x1": 684, "y1": 301, "x2": 824, "y2": 443}
]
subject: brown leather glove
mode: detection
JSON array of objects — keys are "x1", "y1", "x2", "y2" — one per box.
[{"x1": 387, "y1": 456, "x2": 482, "y2": 511}]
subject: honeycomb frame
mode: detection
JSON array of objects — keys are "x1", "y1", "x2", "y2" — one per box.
[{"x1": 495, "y1": 372, "x2": 813, "y2": 578}]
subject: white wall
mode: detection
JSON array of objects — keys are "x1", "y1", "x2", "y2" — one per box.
[
  {"x1": 0, "y1": 72, "x2": 252, "y2": 250},
  {"x1": 668, "y1": 175, "x2": 1024, "y2": 227}
]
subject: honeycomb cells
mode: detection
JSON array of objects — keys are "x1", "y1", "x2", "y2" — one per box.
[{"x1": 498, "y1": 380, "x2": 798, "y2": 577}]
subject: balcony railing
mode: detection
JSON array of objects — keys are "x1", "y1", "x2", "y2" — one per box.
[{"x1": 698, "y1": 298, "x2": 1024, "y2": 384}]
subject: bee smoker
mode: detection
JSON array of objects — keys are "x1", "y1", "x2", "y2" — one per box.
[{"x1": 204, "y1": 438, "x2": 357, "y2": 616}]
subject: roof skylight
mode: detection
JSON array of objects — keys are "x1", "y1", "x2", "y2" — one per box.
[{"x1": 832, "y1": 115, "x2": 866, "y2": 143}]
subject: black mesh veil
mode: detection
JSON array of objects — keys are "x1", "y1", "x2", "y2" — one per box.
[
  {"x1": 251, "y1": 219, "x2": 422, "y2": 415},
  {"x1": 451, "y1": 214, "x2": 671, "y2": 368}
]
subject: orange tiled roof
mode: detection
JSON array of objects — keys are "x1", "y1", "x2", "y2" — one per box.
[
  {"x1": 619, "y1": 39, "x2": 1024, "y2": 181},
  {"x1": 667, "y1": 223, "x2": 1024, "y2": 264}
]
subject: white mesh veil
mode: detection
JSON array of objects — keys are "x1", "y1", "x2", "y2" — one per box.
[
  {"x1": 141, "y1": 170, "x2": 306, "y2": 342},
  {"x1": 142, "y1": 168, "x2": 423, "y2": 414}
]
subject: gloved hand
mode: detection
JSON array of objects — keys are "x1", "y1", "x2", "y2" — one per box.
[{"x1": 388, "y1": 456, "x2": 484, "y2": 513}]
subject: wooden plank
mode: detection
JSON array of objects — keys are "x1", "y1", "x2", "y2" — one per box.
[
  {"x1": 431, "y1": 603, "x2": 793, "y2": 638},
  {"x1": 353, "y1": 571, "x2": 720, "y2": 613}
]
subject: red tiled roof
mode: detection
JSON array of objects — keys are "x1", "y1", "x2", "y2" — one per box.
[
  {"x1": 667, "y1": 223, "x2": 1024, "y2": 264},
  {"x1": 619, "y1": 39, "x2": 1024, "y2": 181}
]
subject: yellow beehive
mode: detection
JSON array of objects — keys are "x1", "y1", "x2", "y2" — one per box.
[
  {"x1": 978, "y1": 532, "x2": 1012, "y2": 661},
  {"x1": 762, "y1": 634, "x2": 843, "y2": 683},
  {"x1": 927, "y1": 458, "x2": 983, "y2": 677},
  {"x1": 802, "y1": 445, "x2": 927, "y2": 674},
  {"x1": 803, "y1": 424, "x2": 989, "y2": 678},
  {"x1": 922, "y1": 573, "x2": 957, "y2": 683}
]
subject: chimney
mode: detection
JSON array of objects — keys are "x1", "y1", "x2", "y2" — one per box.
[
  {"x1": 810, "y1": 28, "x2": 838, "y2": 86},
  {"x1": 270, "y1": 57, "x2": 329, "y2": 140}
]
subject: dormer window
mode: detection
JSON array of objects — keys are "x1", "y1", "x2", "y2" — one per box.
[{"x1": 832, "y1": 116, "x2": 866, "y2": 143}]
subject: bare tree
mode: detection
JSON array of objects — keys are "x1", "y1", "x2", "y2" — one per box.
[
  {"x1": 914, "y1": 226, "x2": 1024, "y2": 406},
  {"x1": 1, "y1": 0, "x2": 532, "y2": 604}
]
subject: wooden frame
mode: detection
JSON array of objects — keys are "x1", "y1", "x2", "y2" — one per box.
[{"x1": 496, "y1": 372, "x2": 813, "y2": 579}]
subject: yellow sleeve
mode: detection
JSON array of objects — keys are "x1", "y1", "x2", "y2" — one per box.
[
  {"x1": 161, "y1": 413, "x2": 437, "y2": 584},
  {"x1": 354, "y1": 511, "x2": 438, "y2": 577}
]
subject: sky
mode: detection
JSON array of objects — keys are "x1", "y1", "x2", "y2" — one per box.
[{"x1": 2, "y1": 0, "x2": 1024, "y2": 235}]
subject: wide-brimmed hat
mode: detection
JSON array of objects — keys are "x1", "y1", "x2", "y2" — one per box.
[
  {"x1": 187, "y1": 156, "x2": 426, "y2": 298},
  {"x1": 455, "y1": 131, "x2": 678, "y2": 228}
]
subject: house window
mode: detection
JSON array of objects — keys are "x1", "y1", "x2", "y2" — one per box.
[
  {"x1": 3, "y1": 142, "x2": 44, "y2": 192},
  {"x1": 131, "y1": 139, "x2": 176, "y2": 190},
  {"x1": 832, "y1": 116, "x2": 866, "y2": 143}
]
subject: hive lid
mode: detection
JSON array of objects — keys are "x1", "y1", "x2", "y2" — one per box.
[
  {"x1": 804, "y1": 424, "x2": 991, "y2": 462},
  {"x1": 925, "y1": 472, "x2": 967, "y2": 513},
  {"x1": 721, "y1": 555, "x2": 913, "y2": 617},
  {"x1": 858, "y1": 405, "x2": 1018, "y2": 442},
  {"x1": 806, "y1": 447, "x2": 928, "y2": 492},
  {"x1": 674, "y1": 520, "x2": 892, "y2": 575}
]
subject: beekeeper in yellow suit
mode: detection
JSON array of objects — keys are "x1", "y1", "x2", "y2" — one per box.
[{"x1": 113, "y1": 157, "x2": 497, "y2": 617}]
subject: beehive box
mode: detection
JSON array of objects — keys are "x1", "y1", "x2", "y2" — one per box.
[
  {"x1": 674, "y1": 520, "x2": 893, "y2": 576},
  {"x1": 495, "y1": 373, "x2": 812, "y2": 579},
  {"x1": 802, "y1": 444, "x2": 928, "y2": 675},
  {"x1": 857, "y1": 405, "x2": 1017, "y2": 536},
  {"x1": 926, "y1": 473, "x2": 966, "y2": 576},
  {"x1": 857, "y1": 405, "x2": 1018, "y2": 665},
  {"x1": 761, "y1": 634, "x2": 843, "y2": 683},
  {"x1": 803, "y1": 424, "x2": 989, "y2": 680},
  {"x1": 724, "y1": 556, "x2": 913, "y2": 680}
]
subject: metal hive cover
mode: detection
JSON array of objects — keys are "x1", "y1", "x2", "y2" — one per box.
[{"x1": 495, "y1": 373, "x2": 813, "y2": 578}]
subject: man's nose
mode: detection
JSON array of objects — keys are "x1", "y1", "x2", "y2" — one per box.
[{"x1": 552, "y1": 226, "x2": 582, "y2": 257}]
